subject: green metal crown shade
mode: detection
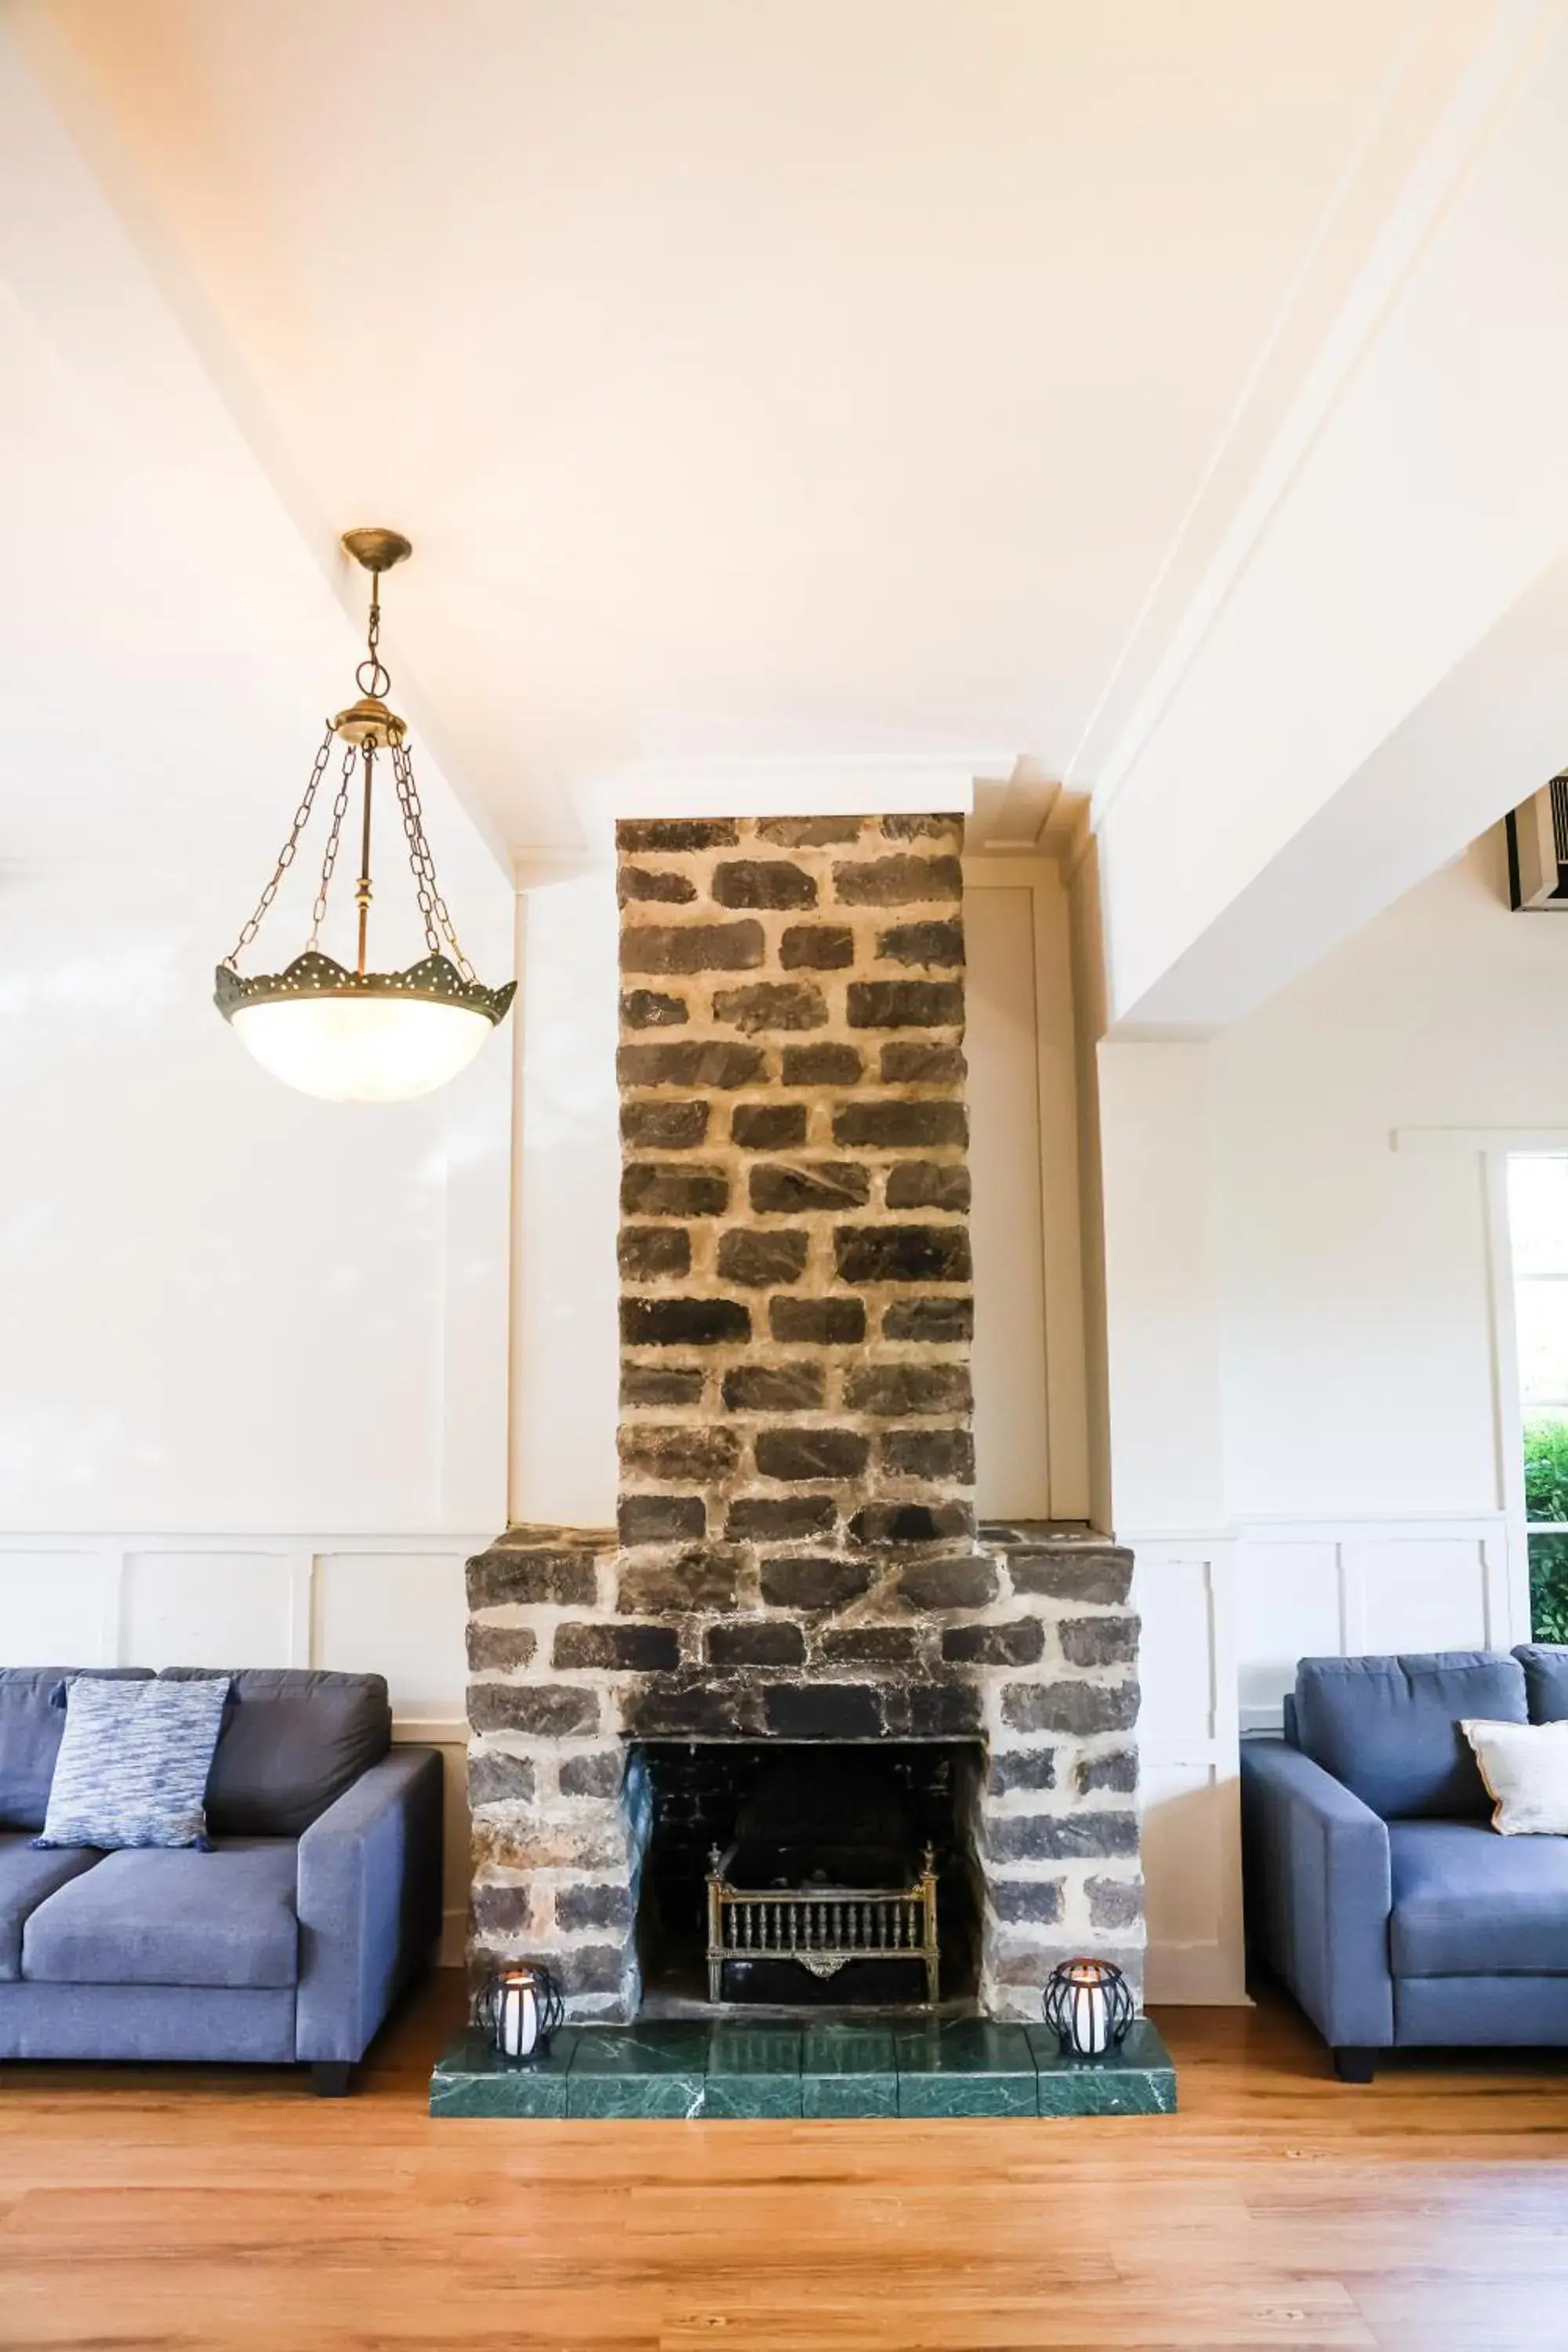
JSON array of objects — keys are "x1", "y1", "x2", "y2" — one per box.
[{"x1": 214, "y1": 529, "x2": 515, "y2": 1104}]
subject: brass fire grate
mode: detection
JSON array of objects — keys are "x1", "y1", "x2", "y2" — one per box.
[{"x1": 705, "y1": 1843, "x2": 939, "y2": 2005}]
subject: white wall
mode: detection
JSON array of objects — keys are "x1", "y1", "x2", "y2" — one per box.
[
  {"x1": 1102, "y1": 830, "x2": 1566, "y2": 1999},
  {"x1": 0, "y1": 844, "x2": 514, "y2": 1958}
]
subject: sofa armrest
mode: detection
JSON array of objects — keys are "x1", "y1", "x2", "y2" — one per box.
[
  {"x1": 295, "y1": 1746, "x2": 444, "y2": 2064},
  {"x1": 1240, "y1": 1737, "x2": 1393, "y2": 2052}
]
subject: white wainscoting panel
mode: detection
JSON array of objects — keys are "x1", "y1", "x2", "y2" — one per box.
[{"x1": 0, "y1": 1532, "x2": 482, "y2": 1964}]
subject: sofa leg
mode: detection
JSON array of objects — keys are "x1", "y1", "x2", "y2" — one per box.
[
  {"x1": 311, "y1": 2061, "x2": 354, "y2": 2097},
  {"x1": 1332, "y1": 2047, "x2": 1377, "y2": 2084}
]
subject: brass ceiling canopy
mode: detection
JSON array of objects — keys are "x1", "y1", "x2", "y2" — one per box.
[{"x1": 213, "y1": 528, "x2": 516, "y2": 1103}]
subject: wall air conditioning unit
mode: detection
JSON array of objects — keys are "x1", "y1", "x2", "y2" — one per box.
[{"x1": 1506, "y1": 775, "x2": 1568, "y2": 909}]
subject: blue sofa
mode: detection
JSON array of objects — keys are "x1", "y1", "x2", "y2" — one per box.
[
  {"x1": 0, "y1": 1667, "x2": 443, "y2": 2092},
  {"x1": 1241, "y1": 1646, "x2": 1568, "y2": 2079}
]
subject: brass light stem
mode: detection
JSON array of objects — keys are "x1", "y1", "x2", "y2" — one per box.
[{"x1": 354, "y1": 742, "x2": 376, "y2": 975}]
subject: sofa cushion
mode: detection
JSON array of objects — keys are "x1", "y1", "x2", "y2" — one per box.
[
  {"x1": 21, "y1": 1839, "x2": 299, "y2": 1989},
  {"x1": 0, "y1": 1669, "x2": 154, "y2": 1832},
  {"x1": 1390, "y1": 1819, "x2": 1568, "y2": 1976},
  {"x1": 0, "y1": 1835, "x2": 100, "y2": 1980},
  {"x1": 1294, "y1": 1652, "x2": 1527, "y2": 1820},
  {"x1": 159, "y1": 1669, "x2": 392, "y2": 1836},
  {"x1": 36, "y1": 1677, "x2": 230, "y2": 1851},
  {"x1": 1515, "y1": 1644, "x2": 1568, "y2": 1725}
]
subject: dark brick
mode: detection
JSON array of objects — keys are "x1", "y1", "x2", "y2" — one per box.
[
  {"x1": 884, "y1": 1160, "x2": 971, "y2": 1211},
  {"x1": 1087, "y1": 1875, "x2": 1145, "y2": 1930},
  {"x1": 471, "y1": 1884, "x2": 533, "y2": 1935},
  {"x1": 617, "y1": 818, "x2": 739, "y2": 851},
  {"x1": 717, "y1": 1229, "x2": 810, "y2": 1287},
  {"x1": 770, "y1": 1296, "x2": 866, "y2": 1345},
  {"x1": 1001, "y1": 1681, "x2": 1141, "y2": 1737},
  {"x1": 552, "y1": 1944, "x2": 630, "y2": 1995},
  {"x1": 621, "y1": 921, "x2": 765, "y2": 975},
  {"x1": 847, "y1": 980, "x2": 965, "y2": 1029},
  {"x1": 618, "y1": 1548, "x2": 743, "y2": 1614},
  {"x1": 722, "y1": 1362, "x2": 826, "y2": 1411},
  {"x1": 619, "y1": 865, "x2": 696, "y2": 904},
  {"x1": 836, "y1": 1225, "x2": 972, "y2": 1283},
  {"x1": 989, "y1": 1748, "x2": 1058, "y2": 1796},
  {"x1": 618, "y1": 1041, "x2": 764, "y2": 1089},
  {"x1": 941, "y1": 1618, "x2": 1045, "y2": 1667},
  {"x1": 712, "y1": 859, "x2": 818, "y2": 909},
  {"x1": 620, "y1": 989, "x2": 687, "y2": 1029},
  {"x1": 881, "y1": 1428, "x2": 977, "y2": 1482},
  {"x1": 754, "y1": 1428, "x2": 870, "y2": 1483},
  {"x1": 468, "y1": 1684, "x2": 599, "y2": 1738},
  {"x1": 759, "y1": 1556, "x2": 874, "y2": 1610},
  {"x1": 466, "y1": 1624, "x2": 538, "y2": 1674},
  {"x1": 992, "y1": 1879, "x2": 1065, "y2": 1926},
  {"x1": 880, "y1": 1042, "x2": 967, "y2": 1084},
  {"x1": 880, "y1": 814, "x2": 961, "y2": 840},
  {"x1": 780, "y1": 923, "x2": 855, "y2": 970},
  {"x1": 845, "y1": 1363, "x2": 973, "y2": 1415},
  {"x1": 557, "y1": 1883, "x2": 636, "y2": 1933},
  {"x1": 987, "y1": 1813, "x2": 1140, "y2": 1864},
  {"x1": 883, "y1": 1294, "x2": 974, "y2": 1343},
  {"x1": 1078, "y1": 1749, "x2": 1139, "y2": 1795},
  {"x1": 1061, "y1": 1615, "x2": 1141, "y2": 1668},
  {"x1": 620, "y1": 1098, "x2": 710, "y2": 1149},
  {"x1": 726, "y1": 1494, "x2": 837, "y2": 1540},
  {"x1": 554, "y1": 1622, "x2": 681, "y2": 1672},
  {"x1": 620, "y1": 1363, "x2": 705, "y2": 1407},
  {"x1": 617, "y1": 1494, "x2": 706, "y2": 1544},
  {"x1": 834, "y1": 855, "x2": 963, "y2": 905},
  {"x1": 559, "y1": 1750, "x2": 625, "y2": 1798},
  {"x1": 820, "y1": 1625, "x2": 923, "y2": 1665},
  {"x1": 907, "y1": 1682, "x2": 984, "y2": 1737},
  {"x1": 466, "y1": 1751, "x2": 538, "y2": 1806},
  {"x1": 706, "y1": 1619, "x2": 808, "y2": 1668},
  {"x1": 713, "y1": 981, "x2": 829, "y2": 1033},
  {"x1": 1007, "y1": 1549, "x2": 1134, "y2": 1606},
  {"x1": 750, "y1": 1162, "x2": 872, "y2": 1214},
  {"x1": 624, "y1": 1680, "x2": 760, "y2": 1738},
  {"x1": 619, "y1": 1298, "x2": 751, "y2": 1348},
  {"x1": 618, "y1": 1424, "x2": 742, "y2": 1482},
  {"x1": 782, "y1": 1043, "x2": 862, "y2": 1085},
  {"x1": 877, "y1": 919, "x2": 965, "y2": 967},
  {"x1": 619, "y1": 1162, "x2": 728, "y2": 1217},
  {"x1": 834, "y1": 1100, "x2": 968, "y2": 1149},
  {"x1": 466, "y1": 1547, "x2": 600, "y2": 1610},
  {"x1": 764, "y1": 1684, "x2": 883, "y2": 1739},
  {"x1": 618, "y1": 1225, "x2": 691, "y2": 1280},
  {"x1": 848, "y1": 1501, "x2": 975, "y2": 1546},
  {"x1": 731, "y1": 1102, "x2": 808, "y2": 1149},
  {"x1": 757, "y1": 817, "x2": 863, "y2": 846},
  {"x1": 896, "y1": 1558, "x2": 998, "y2": 1610}
]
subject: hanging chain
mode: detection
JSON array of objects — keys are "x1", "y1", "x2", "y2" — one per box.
[
  {"x1": 391, "y1": 738, "x2": 475, "y2": 980},
  {"x1": 355, "y1": 572, "x2": 392, "y2": 701},
  {"x1": 307, "y1": 741, "x2": 361, "y2": 950},
  {"x1": 223, "y1": 722, "x2": 336, "y2": 967}
]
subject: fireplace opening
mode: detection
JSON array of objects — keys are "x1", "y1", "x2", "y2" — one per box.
[{"x1": 632, "y1": 1741, "x2": 985, "y2": 2011}]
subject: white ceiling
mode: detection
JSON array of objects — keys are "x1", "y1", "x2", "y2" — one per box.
[{"x1": 4, "y1": 0, "x2": 1499, "y2": 860}]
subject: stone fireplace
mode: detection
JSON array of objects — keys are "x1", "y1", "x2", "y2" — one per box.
[{"x1": 465, "y1": 814, "x2": 1142, "y2": 2024}]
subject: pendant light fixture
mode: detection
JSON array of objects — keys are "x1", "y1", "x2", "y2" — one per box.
[{"x1": 215, "y1": 528, "x2": 515, "y2": 1102}]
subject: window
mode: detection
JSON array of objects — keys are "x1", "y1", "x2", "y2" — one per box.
[{"x1": 1508, "y1": 1155, "x2": 1568, "y2": 1640}]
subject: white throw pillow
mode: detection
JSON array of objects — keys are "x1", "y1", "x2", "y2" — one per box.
[{"x1": 1461, "y1": 1716, "x2": 1568, "y2": 1835}]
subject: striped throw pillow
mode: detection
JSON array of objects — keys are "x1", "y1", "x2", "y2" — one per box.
[{"x1": 34, "y1": 1675, "x2": 230, "y2": 1850}]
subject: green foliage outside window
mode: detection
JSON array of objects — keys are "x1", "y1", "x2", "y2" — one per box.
[{"x1": 1523, "y1": 1418, "x2": 1568, "y2": 1642}]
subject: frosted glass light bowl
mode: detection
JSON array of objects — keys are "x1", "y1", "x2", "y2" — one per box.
[{"x1": 215, "y1": 952, "x2": 515, "y2": 1104}]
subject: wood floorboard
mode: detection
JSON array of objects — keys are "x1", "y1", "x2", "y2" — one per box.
[{"x1": 2, "y1": 1980, "x2": 1566, "y2": 2350}]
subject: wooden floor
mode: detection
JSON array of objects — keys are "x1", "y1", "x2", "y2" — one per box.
[{"x1": 3, "y1": 1981, "x2": 1568, "y2": 2350}]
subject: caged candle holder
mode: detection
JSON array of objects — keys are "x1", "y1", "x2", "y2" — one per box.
[
  {"x1": 1043, "y1": 1956, "x2": 1134, "y2": 2058},
  {"x1": 475, "y1": 1962, "x2": 564, "y2": 2064}
]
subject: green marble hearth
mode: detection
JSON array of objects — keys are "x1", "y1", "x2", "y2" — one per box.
[{"x1": 430, "y1": 2017, "x2": 1176, "y2": 2121}]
